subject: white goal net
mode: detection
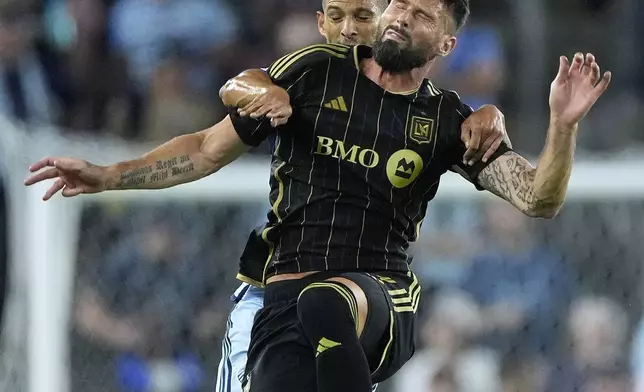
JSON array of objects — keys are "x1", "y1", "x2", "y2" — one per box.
[{"x1": 1, "y1": 117, "x2": 643, "y2": 392}]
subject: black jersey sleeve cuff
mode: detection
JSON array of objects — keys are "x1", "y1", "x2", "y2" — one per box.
[
  {"x1": 227, "y1": 107, "x2": 273, "y2": 147},
  {"x1": 453, "y1": 142, "x2": 512, "y2": 190}
]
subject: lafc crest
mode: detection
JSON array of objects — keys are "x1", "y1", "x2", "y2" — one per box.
[{"x1": 409, "y1": 116, "x2": 434, "y2": 144}]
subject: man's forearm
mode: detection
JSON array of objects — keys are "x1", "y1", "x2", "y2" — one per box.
[
  {"x1": 104, "y1": 133, "x2": 212, "y2": 191},
  {"x1": 219, "y1": 69, "x2": 273, "y2": 107},
  {"x1": 529, "y1": 122, "x2": 577, "y2": 216},
  {"x1": 477, "y1": 121, "x2": 577, "y2": 218},
  {"x1": 104, "y1": 116, "x2": 246, "y2": 191}
]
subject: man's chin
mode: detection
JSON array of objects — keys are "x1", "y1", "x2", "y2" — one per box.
[{"x1": 380, "y1": 38, "x2": 408, "y2": 51}]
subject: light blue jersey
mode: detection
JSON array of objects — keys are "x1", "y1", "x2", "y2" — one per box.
[{"x1": 216, "y1": 283, "x2": 264, "y2": 392}]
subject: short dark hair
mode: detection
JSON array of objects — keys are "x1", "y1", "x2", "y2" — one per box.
[{"x1": 443, "y1": 0, "x2": 470, "y2": 31}]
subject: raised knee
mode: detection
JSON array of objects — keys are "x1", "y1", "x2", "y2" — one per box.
[{"x1": 325, "y1": 277, "x2": 368, "y2": 337}]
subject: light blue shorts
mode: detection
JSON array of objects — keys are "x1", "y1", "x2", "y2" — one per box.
[{"x1": 216, "y1": 284, "x2": 264, "y2": 392}]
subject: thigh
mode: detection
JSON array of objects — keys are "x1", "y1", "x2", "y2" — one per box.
[
  {"x1": 217, "y1": 286, "x2": 264, "y2": 392},
  {"x1": 244, "y1": 301, "x2": 317, "y2": 392},
  {"x1": 336, "y1": 271, "x2": 419, "y2": 383},
  {"x1": 366, "y1": 271, "x2": 420, "y2": 383}
]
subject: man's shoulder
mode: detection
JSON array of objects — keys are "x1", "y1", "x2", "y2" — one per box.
[
  {"x1": 430, "y1": 86, "x2": 472, "y2": 118},
  {"x1": 267, "y1": 43, "x2": 353, "y2": 81}
]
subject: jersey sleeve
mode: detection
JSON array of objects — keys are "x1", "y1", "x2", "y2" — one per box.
[
  {"x1": 445, "y1": 91, "x2": 512, "y2": 190},
  {"x1": 229, "y1": 44, "x2": 351, "y2": 147}
]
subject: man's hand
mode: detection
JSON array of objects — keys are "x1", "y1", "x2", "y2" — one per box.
[
  {"x1": 461, "y1": 105, "x2": 509, "y2": 166},
  {"x1": 24, "y1": 157, "x2": 107, "y2": 200},
  {"x1": 549, "y1": 53, "x2": 611, "y2": 130},
  {"x1": 238, "y1": 85, "x2": 292, "y2": 128}
]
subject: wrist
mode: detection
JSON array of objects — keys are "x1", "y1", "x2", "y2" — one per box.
[
  {"x1": 549, "y1": 117, "x2": 579, "y2": 135},
  {"x1": 102, "y1": 165, "x2": 119, "y2": 191}
]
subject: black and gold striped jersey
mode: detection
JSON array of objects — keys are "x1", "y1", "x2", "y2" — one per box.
[{"x1": 230, "y1": 44, "x2": 510, "y2": 286}]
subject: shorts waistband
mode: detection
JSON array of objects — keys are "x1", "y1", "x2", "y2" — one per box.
[{"x1": 263, "y1": 271, "x2": 340, "y2": 306}]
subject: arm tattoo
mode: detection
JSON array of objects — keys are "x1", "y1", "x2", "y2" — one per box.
[
  {"x1": 114, "y1": 154, "x2": 195, "y2": 189},
  {"x1": 477, "y1": 151, "x2": 536, "y2": 208}
]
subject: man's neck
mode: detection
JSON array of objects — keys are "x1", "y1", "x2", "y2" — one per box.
[{"x1": 361, "y1": 58, "x2": 433, "y2": 93}]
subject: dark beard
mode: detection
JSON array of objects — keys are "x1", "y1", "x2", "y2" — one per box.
[{"x1": 372, "y1": 37, "x2": 428, "y2": 73}]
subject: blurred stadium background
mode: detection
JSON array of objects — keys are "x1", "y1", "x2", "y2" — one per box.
[{"x1": 1, "y1": 0, "x2": 644, "y2": 391}]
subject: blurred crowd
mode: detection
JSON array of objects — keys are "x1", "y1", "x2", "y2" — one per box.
[
  {"x1": 0, "y1": 0, "x2": 641, "y2": 150},
  {"x1": 1, "y1": 0, "x2": 644, "y2": 391}
]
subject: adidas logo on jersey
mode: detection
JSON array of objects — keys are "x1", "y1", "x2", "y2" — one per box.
[
  {"x1": 323, "y1": 96, "x2": 348, "y2": 112},
  {"x1": 316, "y1": 337, "x2": 341, "y2": 356}
]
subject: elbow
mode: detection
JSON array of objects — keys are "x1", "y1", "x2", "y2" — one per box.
[
  {"x1": 219, "y1": 79, "x2": 235, "y2": 106},
  {"x1": 523, "y1": 201, "x2": 562, "y2": 219},
  {"x1": 219, "y1": 69, "x2": 262, "y2": 106}
]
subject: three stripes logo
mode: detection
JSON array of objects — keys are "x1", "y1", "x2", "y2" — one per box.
[
  {"x1": 324, "y1": 96, "x2": 348, "y2": 112},
  {"x1": 316, "y1": 337, "x2": 342, "y2": 357},
  {"x1": 378, "y1": 274, "x2": 421, "y2": 313}
]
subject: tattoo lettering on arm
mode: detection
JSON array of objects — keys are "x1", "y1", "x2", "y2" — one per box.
[
  {"x1": 476, "y1": 151, "x2": 537, "y2": 213},
  {"x1": 114, "y1": 165, "x2": 153, "y2": 189},
  {"x1": 113, "y1": 155, "x2": 195, "y2": 189}
]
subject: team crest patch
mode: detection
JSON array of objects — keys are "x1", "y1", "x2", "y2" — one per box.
[{"x1": 409, "y1": 116, "x2": 434, "y2": 144}]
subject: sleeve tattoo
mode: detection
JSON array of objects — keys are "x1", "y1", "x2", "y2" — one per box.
[
  {"x1": 476, "y1": 151, "x2": 536, "y2": 209},
  {"x1": 114, "y1": 154, "x2": 195, "y2": 189}
]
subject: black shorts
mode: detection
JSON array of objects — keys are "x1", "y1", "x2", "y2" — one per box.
[{"x1": 243, "y1": 270, "x2": 420, "y2": 392}]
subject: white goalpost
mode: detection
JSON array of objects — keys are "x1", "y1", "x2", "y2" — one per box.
[{"x1": 1, "y1": 116, "x2": 643, "y2": 392}]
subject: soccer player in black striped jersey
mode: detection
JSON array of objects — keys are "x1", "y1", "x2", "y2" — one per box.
[
  {"x1": 25, "y1": 2, "x2": 507, "y2": 392},
  {"x1": 25, "y1": 0, "x2": 610, "y2": 391},
  {"x1": 222, "y1": 0, "x2": 610, "y2": 391}
]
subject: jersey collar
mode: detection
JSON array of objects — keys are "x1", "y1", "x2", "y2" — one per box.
[{"x1": 350, "y1": 45, "x2": 441, "y2": 102}]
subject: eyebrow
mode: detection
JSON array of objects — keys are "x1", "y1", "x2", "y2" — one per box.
[
  {"x1": 326, "y1": 5, "x2": 345, "y2": 12},
  {"x1": 326, "y1": 5, "x2": 375, "y2": 14}
]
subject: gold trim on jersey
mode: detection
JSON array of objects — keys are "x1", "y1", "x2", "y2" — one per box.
[
  {"x1": 259, "y1": 228, "x2": 275, "y2": 284},
  {"x1": 261, "y1": 137, "x2": 286, "y2": 284},
  {"x1": 426, "y1": 80, "x2": 441, "y2": 96},
  {"x1": 299, "y1": 282, "x2": 359, "y2": 333},
  {"x1": 236, "y1": 273, "x2": 263, "y2": 288},
  {"x1": 326, "y1": 43, "x2": 351, "y2": 50},
  {"x1": 414, "y1": 218, "x2": 425, "y2": 241},
  {"x1": 445, "y1": 88, "x2": 461, "y2": 99},
  {"x1": 387, "y1": 86, "x2": 420, "y2": 95},
  {"x1": 353, "y1": 46, "x2": 361, "y2": 70},
  {"x1": 269, "y1": 44, "x2": 349, "y2": 80},
  {"x1": 271, "y1": 161, "x2": 287, "y2": 218}
]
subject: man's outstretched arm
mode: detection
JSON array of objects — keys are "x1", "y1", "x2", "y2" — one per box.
[
  {"x1": 475, "y1": 126, "x2": 575, "y2": 218},
  {"x1": 105, "y1": 116, "x2": 248, "y2": 190},
  {"x1": 25, "y1": 116, "x2": 248, "y2": 199},
  {"x1": 474, "y1": 52, "x2": 611, "y2": 218}
]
